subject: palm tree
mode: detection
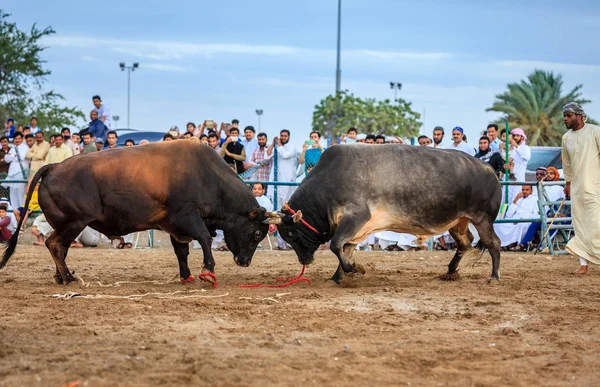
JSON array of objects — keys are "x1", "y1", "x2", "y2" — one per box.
[{"x1": 486, "y1": 70, "x2": 592, "y2": 146}]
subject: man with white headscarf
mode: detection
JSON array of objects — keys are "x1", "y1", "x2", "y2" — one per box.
[
  {"x1": 507, "y1": 127, "x2": 531, "y2": 203},
  {"x1": 561, "y1": 102, "x2": 600, "y2": 274}
]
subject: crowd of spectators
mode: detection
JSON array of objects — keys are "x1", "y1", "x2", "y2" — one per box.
[{"x1": 2, "y1": 93, "x2": 564, "y2": 253}]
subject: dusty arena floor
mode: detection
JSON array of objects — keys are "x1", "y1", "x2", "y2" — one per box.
[{"x1": 0, "y1": 232, "x2": 599, "y2": 386}]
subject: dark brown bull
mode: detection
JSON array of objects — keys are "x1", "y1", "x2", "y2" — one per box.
[{"x1": 1, "y1": 141, "x2": 269, "y2": 284}]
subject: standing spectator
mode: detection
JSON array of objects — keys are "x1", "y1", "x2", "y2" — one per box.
[
  {"x1": 95, "y1": 138, "x2": 104, "y2": 151},
  {"x1": 252, "y1": 183, "x2": 273, "y2": 212},
  {"x1": 418, "y1": 135, "x2": 432, "y2": 146},
  {"x1": 219, "y1": 127, "x2": 246, "y2": 174},
  {"x1": 0, "y1": 136, "x2": 10, "y2": 174},
  {"x1": 340, "y1": 127, "x2": 358, "y2": 144},
  {"x1": 432, "y1": 126, "x2": 446, "y2": 148},
  {"x1": 26, "y1": 131, "x2": 50, "y2": 179},
  {"x1": 561, "y1": 102, "x2": 600, "y2": 274},
  {"x1": 365, "y1": 134, "x2": 376, "y2": 144},
  {"x1": 2, "y1": 132, "x2": 30, "y2": 209},
  {"x1": 199, "y1": 134, "x2": 208, "y2": 144},
  {"x1": 498, "y1": 129, "x2": 510, "y2": 160},
  {"x1": 507, "y1": 128, "x2": 531, "y2": 203},
  {"x1": 446, "y1": 127, "x2": 475, "y2": 156},
  {"x1": 71, "y1": 132, "x2": 83, "y2": 154},
  {"x1": 486, "y1": 124, "x2": 501, "y2": 151},
  {"x1": 61, "y1": 128, "x2": 80, "y2": 156},
  {"x1": 248, "y1": 132, "x2": 274, "y2": 181},
  {"x1": 162, "y1": 133, "x2": 174, "y2": 142},
  {"x1": 274, "y1": 129, "x2": 298, "y2": 249},
  {"x1": 24, "y1": 133, "x2": 35, "y2": 148},
  {"x1": 241, "y1": 125, "x2": 259, "y2": 170},
  {"x1": 182, "y1": 132, "x2": 193, "y2": 140},
  {"x1": 5, "y1": 118, "x2": 16, "y2": 139},
  {"x1": 92, "y1": 95, "x2": 112, "y2": 129},
  {"x1": 474, "y1": 136, "x2": 504, "y2": 177},
  {"x1": 82, "y1": 132, "x2": 97, "y2": 153},
  {"x1": 46, "y1": 135, "x2": 73, "y2": 164},
  {"x1": 23, "y1": 127, "x2": 32, "y2": 137},
  {"x1": 298, "y1": 131, "x2": 324, "y2": 174},
  {"x1": 207, "y1": 133, "x2": 220, "y2": 152},
  {"x1": 88, "y1": 109, "x2": 107, "y2": 143},
  {"x1": 375, "y1": 134, "x2": 386, "y2": 144},
  {"x1": 103, "y1": 131, "x2": 120, "y2": 150},
  {"x1": 124, "y1": 139, "x2": 135, "y2": 147},
  {"x1": 185, "y1": 122, "x2": 198, "y2": 137},
  {"x1": 29, "y1": 117, "x2": 41, "y2": 133},
  {"x1": 168, "y1": 125, "x2": 180, "y2": 139}
]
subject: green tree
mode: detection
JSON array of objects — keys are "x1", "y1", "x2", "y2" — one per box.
[
  {"x1": 312, "y1": 90, "x2": 422, "y2": 142},
  {"x1": 486, "y1": 70, "x2": 593, "y2": 146},
  {"x1": 0, "y1": 10, "x2": 84, "y2": 134}
]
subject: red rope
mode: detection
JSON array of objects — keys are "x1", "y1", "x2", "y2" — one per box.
[
  {"x1": 283, "y1": 203, "x2": 322, "y2": 236},
  {"x1": 180, "y1": 275, "x2": 195, "y2": 283},
  {"x1": 240, "y1": 265, "x2": 310, "y2": 288},
  {"x1": 198, "y1": 271, "x2": 218, "y2": 288}
]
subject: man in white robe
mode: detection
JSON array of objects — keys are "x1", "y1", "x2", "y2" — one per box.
[
  {"x1": 561, "y1": 102, "x2": 600, "y2": 274},
  {"x1": 274, "y1": 129, "x2": 298, "y2": 249},
  {"x1": 494, "y1": 185, "x2": 539, "y2": 248},
  {"x1": 2, "y1": 132, "x2": 30, "y2": 209},
  {"x1": 507, "y1": 128, "x2": 531, "y2": 204}
]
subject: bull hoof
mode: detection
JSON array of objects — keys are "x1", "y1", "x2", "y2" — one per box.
[
  {"x1": 439, "y1": 271, "x2": 460, "y2": 281},
  {"x1": 54, "y1": 274, "x2": 64, "y2": 285},
  {"x1": 487, "y1": 276, "x2": 500, "y2": 284},
  {"x1": 352, "y1": 263, "x2": 367, "y2": 275},
  {"x1": 326, "y1": 277, "x2": 342, "y2": 285}
]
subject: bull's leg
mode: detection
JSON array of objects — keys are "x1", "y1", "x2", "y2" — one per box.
[
  {"x1": 329, "y1": 213, "x2": 370, "y2": 282},
  {"x1": 330, "y1": 243, "x2": 357, "y2": 283},
  {"x1": 45, "y1": 224, "x2": 86, "y2": 285},
  {"x1": 473, "y1": 217, "x2": 501, "y2": 281},
  {"x1": 171, "y1": 213, "x2": 215, "y2": 273},
  {"x1": 169, "y1": 235, "x2": 193, "y2": 281},
  {"x1": 441, "y1": 218, "x2": 472, "y2": 281}
]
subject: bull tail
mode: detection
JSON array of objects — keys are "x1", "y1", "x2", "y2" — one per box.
[{"x1": 1, "y1": 164, "x2": 55, "y2": 270}]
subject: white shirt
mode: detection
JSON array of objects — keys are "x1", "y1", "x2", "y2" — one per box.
[
  {"x1": 94, "y1": 104, "x2": 112, "y2": 129},
  {"x1": 4, "y1": 143, "x2": 30, "y2": 179},
  {"x1": 241, "y1": 137, "x2": 259, "y2": 163},
  {"x1": 509, "y1": 143, "x2": 531, "y2": 181},
  {"x1": 255, "y1": 195, "x2": 273, "y2": 212},
  {"x1": 276, "y1": 142, "x2": 298, "y2": 202},
  {"x1": 446, "y1": 141, "x2": 476, "y2": 156}
]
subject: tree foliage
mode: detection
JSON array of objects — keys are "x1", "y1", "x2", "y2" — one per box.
[
  {"x1": 0, "y1": 10, "x2": 84, "y2": 133},
  {"x1": 486, "y1": 70, "x2": 594, "y2": 146},
  {"x1": 312, "y1": 90, "x2": 422, "y2": 141}
]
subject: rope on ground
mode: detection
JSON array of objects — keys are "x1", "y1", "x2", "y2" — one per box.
[
  {"x1": 75, "y1": 273, "x2": 180, "y2": 288},
  {"x1": 48, "y1": 289, "x2": 230, "y2": 300},
  {"x1": 240, "y1": 265, "x2": 310, "y2": 288}
]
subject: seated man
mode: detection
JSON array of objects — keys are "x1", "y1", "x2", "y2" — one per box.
[
  {"x1": 32, "y1": 214, "x2": 99, "y2": 247},
  {"x1": 493, "y1": 185, "x2": 539, "y2": 249},
  {"x1": 0, "y1": 204, "x2": 14, "y2": 242}
]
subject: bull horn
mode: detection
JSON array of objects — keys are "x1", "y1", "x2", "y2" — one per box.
[
  {"x1": 263, "y1": 217, "x2": 283, "y2": 225},
  {"x1": 282, "y1": 202, "x2": 290, "y2": 212},
  {"x1": 264, "y1": 211, "x2": 279, "y2": 218},
  {"x1": 292, "y1": 210, "x2": 303, "y2": 223}
]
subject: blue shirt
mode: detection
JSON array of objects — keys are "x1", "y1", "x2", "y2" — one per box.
[
  {"x1": 304, "y1": 148, "x2": 323, "y2": 173},
  {"x1": 88, "y1": 119, "x2": 107, "y2": 140}
]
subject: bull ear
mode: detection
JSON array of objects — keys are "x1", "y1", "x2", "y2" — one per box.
[{"x1": 292, "y1": 210, "x2": 303, "y2": 223}]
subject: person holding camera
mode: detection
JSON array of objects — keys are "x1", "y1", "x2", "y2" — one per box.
[
  {"x1": 298, "y1": 131, "x2": 324, "y2": 175},
  {"x1": 219, "y1": 127, "x2": 246, "y2": 174}
]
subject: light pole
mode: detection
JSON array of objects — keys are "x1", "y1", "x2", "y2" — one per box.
[
  {"x1": 119, "y1": 62, "x2": 139, "y2": 128},
  {"x1": 390, "y1": 82, "x2": 402, "y2": 101},
  {"x1": 335, "y1": 0, "x2": 342, "y2": 94},
  {"x1": 112, "y1": 115, "x2": 120, "y2": 129},
  {"x1": 255, "y1": 109, "x2": 263, "y2": 131}
]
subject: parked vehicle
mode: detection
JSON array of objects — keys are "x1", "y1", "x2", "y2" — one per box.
[{"x1": 525, "y1": 146, "x2": 563, "y2": 181}]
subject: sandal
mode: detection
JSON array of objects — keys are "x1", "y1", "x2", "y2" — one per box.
[
  {"x1": 116, "y1": 242, "x2": 125, "y2": 249},
  {"x1": 123, "y1": 243, "x2": 133, "y2": 249}
]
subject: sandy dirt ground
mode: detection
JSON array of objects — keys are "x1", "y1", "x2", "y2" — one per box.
[{"x1": 0, "y1": 231, "x2": 599, "y2": 387}]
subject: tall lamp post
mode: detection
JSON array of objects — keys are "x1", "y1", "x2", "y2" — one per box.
[
  {"x1": 390, "y1": 82, "x2": 402, "y2": 101},
  {"x1": 255, "y1": 109, "x2": 263, "y2": 131},
  {"x1": 112, "y1": 115, "x2": 120, "y2": 129},
  {"x1": 119, "y1": 62, "x2": 139, "y2": 128},
  {"x1": 335, "y1": 0, "x2": 342, "y2": 93}
]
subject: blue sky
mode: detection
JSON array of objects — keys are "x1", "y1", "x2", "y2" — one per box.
[{"x1": 4, "y1": 0, "x2": 600, "y2": 148}]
